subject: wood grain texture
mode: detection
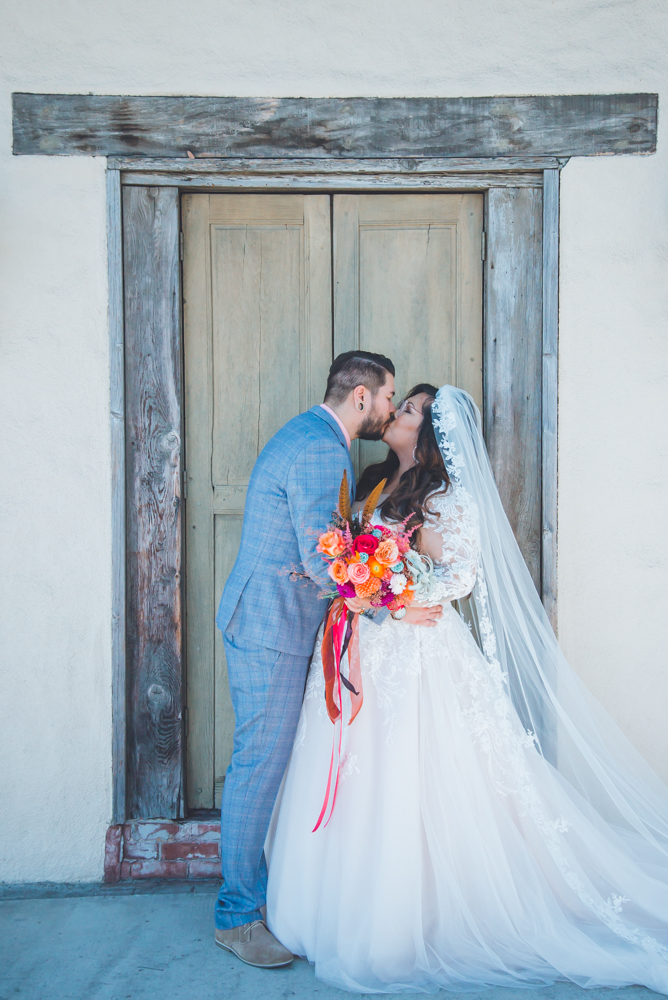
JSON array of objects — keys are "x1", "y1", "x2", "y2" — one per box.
[
  {"x1": 13, "y1": 93, "x2": 657, "y2": 158},
  {"x1": 120, "y1": 171, "x2": 544, "y2": 191},
  {"x1": 485, "y1": 187, "x2": 543, "y2": 591},
  {"x1": 123, "y1": 186, "x2": 184, "y2": 820},
  {"x1": 109, "y1": 155, "x2": 561, "y2": 174},
  {"x1": 107, "y1": 168, "x2": 126, "y2": 824},
  {"x1": 542, "y1": 169, "x2": 560, "y2": 631}
]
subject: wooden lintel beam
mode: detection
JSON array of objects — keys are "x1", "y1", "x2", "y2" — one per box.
[
  {"x1": 107, "y1": 155, "x2": 562, "y2": 173},
  {"x1": 13, "y1": 93, "x2": 657, "y2": 159}
]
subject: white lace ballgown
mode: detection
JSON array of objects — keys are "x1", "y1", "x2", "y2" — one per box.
[{"x1": 265, "y1": 485, "x2": 668, "y2": 994}]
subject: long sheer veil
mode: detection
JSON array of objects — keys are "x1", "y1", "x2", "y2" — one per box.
[{"x1": 432, "y1": 384, "x2": 668, "y2": 857}]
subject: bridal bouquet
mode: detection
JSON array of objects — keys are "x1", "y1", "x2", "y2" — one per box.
[
  {"x1": 311, "y1": 472, "x2": 433, "y2": 832},
  {"x1": 317, "y1": 472, "x2": 427, "y2": 612}
]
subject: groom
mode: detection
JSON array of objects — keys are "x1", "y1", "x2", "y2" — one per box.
[{"x1": 214, "y1": 350, "x2": 442, "y2": 968}]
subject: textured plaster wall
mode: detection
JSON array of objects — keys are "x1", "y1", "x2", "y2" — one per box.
[{"x1": 1, "y1": 0, "x2": 666, "y2": 881}]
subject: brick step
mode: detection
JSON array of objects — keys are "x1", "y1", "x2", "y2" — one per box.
[{"x1": 104, "y1": 820, "x2": 221, "y2": 883}]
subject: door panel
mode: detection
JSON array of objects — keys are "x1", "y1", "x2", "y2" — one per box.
[
  {"x1": 333, "y1": 194, "x2": 483, "y2": 472},
  {"x1": 183, "y1": 194, "x2": 332, "y2": 809}
]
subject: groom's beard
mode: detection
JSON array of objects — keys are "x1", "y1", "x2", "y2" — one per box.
[{"x1": 357, "y1": 408, "x2": 391, "y2": 441}]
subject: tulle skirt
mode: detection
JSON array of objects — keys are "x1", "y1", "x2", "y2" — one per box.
[{"x1": 265, "y1": 606, "x2": 668, "y2": 994}]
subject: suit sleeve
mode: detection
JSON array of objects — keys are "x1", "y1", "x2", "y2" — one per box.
[{"x1": 285, "y1": 437, "x2": 347, "y2": 592}]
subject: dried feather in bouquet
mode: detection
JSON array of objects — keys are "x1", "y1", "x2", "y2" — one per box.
[
  {"x1": 338, "y1": 470, "x2": 353, "y2": 526},
  {"x1": 361, "y1": 477, "x2": 387, "y2": 528}
]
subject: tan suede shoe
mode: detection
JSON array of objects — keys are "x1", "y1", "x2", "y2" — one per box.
[{"x1": 215, "y1": 920, "x2": 294, "y2": 968}]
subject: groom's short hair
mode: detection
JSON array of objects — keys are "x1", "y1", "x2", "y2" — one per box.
[{"x1": 324, "y1": 351, "x2": 395, "y2": 405}]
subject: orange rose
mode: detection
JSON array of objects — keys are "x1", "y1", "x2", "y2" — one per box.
[
  {"x1": 348, "y1": 561, "x2": 370, "y2": 585},
  {"x1": 318, "y1": 529, "x2": 346, "y2": 558},
  {"x1": 328, "y1": 559, "x2": 349, "y2": 585},
  {"x1": 355, "y1": 575, "x2": 382, "y2": 598},
  {"x1": 375, "y1": 539, "x2": 400, "y2": 566}
]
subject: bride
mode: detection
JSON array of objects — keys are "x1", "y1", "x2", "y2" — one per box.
[{"x1": 265, "y1": 383, "x2": 668, "y2": 994}]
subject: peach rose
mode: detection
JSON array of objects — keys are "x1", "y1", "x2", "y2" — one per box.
[
  {"x1": 328, "y1": 559, "x2": 349, "y2": 585},
  {"x1": 318, "y1": 529, "x2": 346, "y2": 558},
  {"x1": 348, "y1": 561, "x2": 370, "y2": 585},
  {"x1": 374, "y1": 539, "x2": 400, "y2": 566}
]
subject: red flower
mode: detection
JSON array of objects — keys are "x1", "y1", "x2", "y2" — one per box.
[{"x1": 354, "y1": 533, "x2": 379, "y2": 555}]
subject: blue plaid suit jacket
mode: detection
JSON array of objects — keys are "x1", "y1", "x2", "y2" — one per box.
[{"x1": 216, "y1": 406, "x2": 356, "y2": 656}]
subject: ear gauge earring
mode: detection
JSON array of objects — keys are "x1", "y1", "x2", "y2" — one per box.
[{"x1": 358, "y1": 403, "x2": 364, "y2": 411}]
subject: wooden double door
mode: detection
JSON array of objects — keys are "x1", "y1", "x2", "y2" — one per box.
[{"x1": 182, "y1": 192, "x2": 484, "y2": 809}]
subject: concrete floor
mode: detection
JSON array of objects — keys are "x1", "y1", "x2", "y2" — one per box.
[{"x1": 0, "y1": 883, "x2": 664, "y2": 1000}]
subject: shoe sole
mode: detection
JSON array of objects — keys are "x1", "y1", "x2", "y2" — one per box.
[{"x1": 214, "y1": 936, "x2": 294, "y2": 968}]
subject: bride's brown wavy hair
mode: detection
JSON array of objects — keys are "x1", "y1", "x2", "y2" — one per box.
[{"x1": 355, "y1": 383, "x2": 450, "y2": 540}]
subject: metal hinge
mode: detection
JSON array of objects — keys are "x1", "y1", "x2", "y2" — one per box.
[
  {"x1": 180, "y1": 232, "x2": 184, "y2": 261},
  {"x1": 182, "y1": 469, "x2": 187, "y2": 499},
  {"x1": 481, "y1": 231, "x2": 487, "y2": 261}
]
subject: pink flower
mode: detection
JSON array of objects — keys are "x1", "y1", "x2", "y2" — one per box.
[{"x1": 348, "y1": 561, "x2": 371, "y2": 585}]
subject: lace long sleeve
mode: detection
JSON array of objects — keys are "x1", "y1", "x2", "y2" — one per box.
[{"x1": 418, "y1": 485, "x2": 480, "y2": 603}]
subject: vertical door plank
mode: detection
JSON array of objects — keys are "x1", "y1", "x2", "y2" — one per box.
[
  {"x1": 542, "y1": 169, "x2": 560, "y2": 629},
  {"x1": 124, "y1": 186, "x2": 184, "y2": 820},
  {"x1": 107, "y1": 167, "x2": 126, "y2": 823},
  {"x1": 183, "y1": 194, "x2": 332, "y2": 809},
  {"x1": 333, "y1": 195, "x2": 360, "y2": 360},
  {"x1": 485, "y1": 186, "x2": 543, "y2": 590},
  {"x1": 302, "y1": 196, "x2": 334, "y2": 409},
  {"x1": 182, "y1": 193, "x2": 215, "y2": 811}
]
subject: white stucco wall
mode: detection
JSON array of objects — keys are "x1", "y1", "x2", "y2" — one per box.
[{"x1": 1, "y1": 0, "x2": 666, "y2": 882}]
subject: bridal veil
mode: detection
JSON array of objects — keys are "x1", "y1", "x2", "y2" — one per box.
[{"x1": 433, "y1": 384, "x2": 668, "y2": 953}]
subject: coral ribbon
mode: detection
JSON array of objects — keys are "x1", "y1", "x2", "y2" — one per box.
[
  {"x1": 312, "y1": 598, "x2": 364, "y2": 831},
  {"x1": 347, "y1": 615, "x2": 363, "y2": 725}
]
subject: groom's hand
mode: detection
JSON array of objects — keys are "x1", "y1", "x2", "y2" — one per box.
[{"x1": 403, "y1": 605, "x2": 443, "y2": 627}]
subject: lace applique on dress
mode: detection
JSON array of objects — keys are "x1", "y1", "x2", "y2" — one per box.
[{"x1": 420, "y1": 485, "x2": 479, "y2": 603}]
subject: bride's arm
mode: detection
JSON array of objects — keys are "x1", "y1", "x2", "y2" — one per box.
[{"x1": 417, "y1": 488, "x2": 479, "y2": 602}]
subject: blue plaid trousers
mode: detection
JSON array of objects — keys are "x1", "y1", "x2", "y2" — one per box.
[{"x1": 215, "y1": 632, "x2": 310, "y2": 930}]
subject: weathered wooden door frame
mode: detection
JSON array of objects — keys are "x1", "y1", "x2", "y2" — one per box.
[
  {"x1": 109, "y1": 155, "x2": 561, "y2": 823},
  {"x1": 10, "y1": 88, "x2": 654, "y2": 825}
]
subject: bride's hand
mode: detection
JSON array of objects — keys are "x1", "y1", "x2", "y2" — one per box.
[
  {"x1": 344, "y1": 596, "x2": 372, "y2": 614},
  {"x1": 401, "y1": 604, "x2": 444, "y2": 627}
]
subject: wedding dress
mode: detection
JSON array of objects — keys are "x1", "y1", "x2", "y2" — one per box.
[{"x1": 265, "y1": 386, "x2": 668, "y2": 994}]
